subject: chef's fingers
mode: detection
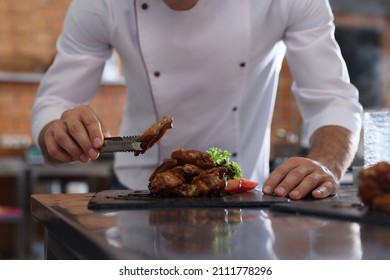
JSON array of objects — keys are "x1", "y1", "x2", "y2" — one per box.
[
  {"x1": 263, "y1": 164, "x2": 309, "y2": 198},
  {"x1": 263, "y1": 157, "x2": 338, "y2": 200},
  {"x1": 272, "y1": 166, "x2": 314, "y2": 198},
  {"x1": 262, "y1": 157, "x2": 300, "y2": 196},
  {"x1": 95, "y1": 113, "x2": 111, "y2": 139},
  {"x1": 306, "y1": 163, "x2": 339, "y2": 199},
  {"x1": 286, "y1": 172, "x2": 330, "y2": 200},
  {"x1": 311, "y1": 181, "x2": 337, "y2": 199},
  {"x1": 79, "y1": 105, "x2": 107, "y2": 149},
  {"x1": 62, "y1": 105, "x2": 103, "y2": 160},
  {"x1": 45, "y1": 121, "x2": 85, "y2": 163}
]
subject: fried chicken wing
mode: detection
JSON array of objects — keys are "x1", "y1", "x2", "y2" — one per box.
[
  {"x1": 149, "y1": 166, "x2": 186, "y2": 196},
  {"x1": 135, "y1": 115, "x2": 174, "y2": 156},
  {"x1": 149, "y1": 158, "x2": 179, "y2": 181},
  {"x1": 190, "y1": 167, "x2": 227, "y2": 195},
  {"x1": 171, "y1": 148, "x2": 216, "y2": 169}
]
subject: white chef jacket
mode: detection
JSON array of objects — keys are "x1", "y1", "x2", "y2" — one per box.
[{"x1": 31, "y1": 0, "x2": 363, "y2": 190}]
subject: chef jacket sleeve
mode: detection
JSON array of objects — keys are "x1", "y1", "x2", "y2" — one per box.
[
  {"x1": 283, "y1": 0, "x2": 363, "y2": 140},
  {"x1": 30, "y1": 0, "x2": 113, "y2": 146}
]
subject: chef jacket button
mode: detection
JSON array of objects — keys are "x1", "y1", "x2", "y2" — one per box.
[
  {"x1": 141, "y1": 3, "x2": 148, "y2": 10},
  {"x1": 154, "y1": 71, "x2": 161, "y2": 77},
  {"x1": 231, "y1": 152, "x2": 237, "y2": 157},
  {"x1": 240, "y1": 62, "x2": 246, "y2": 68},
  {"x1": 232, "y1": 106, "x2": 238, "y2": 111}
]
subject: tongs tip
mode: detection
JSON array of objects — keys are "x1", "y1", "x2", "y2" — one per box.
[{"x1": 100, "y1": 135, "x2": 143, "y2": 153}]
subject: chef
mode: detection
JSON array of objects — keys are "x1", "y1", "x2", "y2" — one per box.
[{"x1": 30, "y1": 0, "x2": 363, "y2": 200}]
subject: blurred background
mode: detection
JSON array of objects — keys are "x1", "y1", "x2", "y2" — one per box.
[{"x1": 0, "y1": 0, "x2": 389, "y2": 259}]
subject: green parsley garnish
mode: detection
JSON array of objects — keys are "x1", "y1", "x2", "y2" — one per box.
[{"x1": 206, "y1": 147, "x2": 242, "y2": 180}]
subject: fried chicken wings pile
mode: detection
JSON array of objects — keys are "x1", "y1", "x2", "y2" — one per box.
[{"x1": 148, "y1": 148, "x2": 228, "y2": 197}]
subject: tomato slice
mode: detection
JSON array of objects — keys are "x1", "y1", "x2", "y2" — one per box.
[
  {"x1": 240, "y1": 178, "x2": 259, "y2": 191},
  {"x1": 224, "y1": 178, "x2": 258, "y2": 193}
]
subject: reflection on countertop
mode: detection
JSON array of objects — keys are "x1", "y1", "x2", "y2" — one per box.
[
  {"x1": 114, "y1": 209, "x2": 367, "y2": 260},
  {"x1": 114, "y1": 209, "x2": 276, "y2": 260}
]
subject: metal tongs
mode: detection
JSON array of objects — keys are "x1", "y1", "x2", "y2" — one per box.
[
  {"x1": 100, "y1": 136, "x2": 143, "y2": 153},
  {"x1": 100, "y1": 115, "x2": 174, "y2": 154}
]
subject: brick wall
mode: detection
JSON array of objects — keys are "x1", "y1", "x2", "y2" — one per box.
[
  {"x1": 0, "y1": 0, "x2": 72, "y2": 72},
  {"x1": 0, "y1": 0, "x2": 125, "y2": 152},
  {"x1": 0, "y1": 81, "x2": 126, "y2": 145}
]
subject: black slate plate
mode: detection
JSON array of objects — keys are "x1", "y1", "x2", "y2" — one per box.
[
  {"x1": 87, "y1": 189, "x2": 290, "y2": 210},
  {"x1": 270, "y1": 201, "x2": 390, "y2": 227}
]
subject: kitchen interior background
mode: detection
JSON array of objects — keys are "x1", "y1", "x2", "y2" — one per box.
[{"x1": 0, "y1": 0, "x2": 390, "y2": 259}]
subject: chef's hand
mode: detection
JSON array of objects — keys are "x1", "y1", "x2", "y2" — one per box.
[
  {"x1": 262, "y1": 157, "x2": 339, "y2": 200},
  {"x1": 263, "y1": 125, "x2": 359, "y2": 200},
  {"x1": 38, "y1": 105, "x2": 110, "y2": 164}
]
